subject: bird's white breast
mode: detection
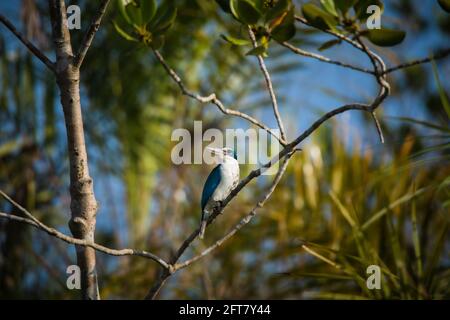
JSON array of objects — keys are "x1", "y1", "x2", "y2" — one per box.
[{"x1": 212, "y1": 156, "x2": 239, "y2": 202}]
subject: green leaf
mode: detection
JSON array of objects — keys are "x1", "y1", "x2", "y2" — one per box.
[
  {"x1": 354, "y1": 0, "x2": 384, "y2": 22},
  {"x1": 329, "y1": 191, "x2": 357, "y2": 228},
  {"x1": 318, "y1": 39, "x2": 341, "y2": 51},
  {"x1": 245, "y1": 45, "x2": 266, "y2": 56},
  {"x1": 251, "y1": 0, "x2": 265, "y2": 12},
  {"x1": 141, "y1": 0, "x2": 157, "y2": 24},
  {"x1": 431, "y1": 59, "x2": 450, "y2": 119},
  {"x1": 302, "y1": 2, "x2": 338, "y2": 30},
  {"x1": 270, "y1": 6, "x2": 295, "y2": 42},
  {"x1": 230, "y1": 0, "x2": 262, "y2": 25},
  {"x1": 113, "y1": 21, "x2": 139, "y2": 41},
  {"x1": 334, "y1": 0, "x2": 357, "y2": 14},
  {"x1": 320, "y1": 0, "x2": 338, "y2": 17},
  {"x1": 117, "y1": 0, "x2": 132, "y2": 25},
  {"x1": 265, "y1": 0, "x2": 290, "y2": 23},
  {"x1": 438, "y1": 0, "x2": 450, "y2": 13},
  {"x1": 150, "y1": 1, "x2": 177, "y2": 33},
  {"x1": 361, "y1": 187, "x2": 428, "y2": 231},
  {"x1": 271, "y1": 22, "x2": 296, "y2": 42},
  {"x1": 126, "y1": 1, "x2": 143, "y2": 26},
  {"x1": 221, "y1": 34, "x2": 251, "y2": 46},
  {"x1": 366, "y1": 28, "x2": 406, "y2": 47}
]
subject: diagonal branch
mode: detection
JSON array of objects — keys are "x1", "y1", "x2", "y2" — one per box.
[
  {"x1": 145, "y1": 151, "x2": 294, "y2": 299},
  {"x1": 144, "y1": 79, "x2": 391, "y2": 299},
  {"x1": 174, "y1": 153, "x2": 293, "y2": 271},
  {"x1": 0, "y1": 189, "x2": 171, "y2": 270},
  {"x1": 248, "y1": 27, "x2": 287, "y2": 141},
  {"x1": 281, "y1": 41, "x2": 374, "y2": 74},
  {"x1": 294, "y1": 15, "x2": 364, "y2": 51},
  {"x1": 73, "y1": 0, "x2": 111, "y2": 68},
  {"x1": 0, "y1": 13, "x2": 55, "y2": 72},
  {"x1": 384, "y1": 48, "x2": 450, "y2": 74},
  {"x1": 294, "y1": 15, "x2": 450, "y2": 76},
  {"x1": 152, "y1": 49, "x2": 287, "y2": 146}
]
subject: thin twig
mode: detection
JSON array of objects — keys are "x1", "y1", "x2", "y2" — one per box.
[
  {"x1": 281, "y1": 41, "x2": 375, "y2": 74},
  {"x1": 248, "y1": 27, "x2": 287, "y2": 141},
  {"x1": 371, "y1": 112, "x2": 384, "y2": 144},
  {"x1": 152, "y1": 49, "x2": 287, "y2": 146},
  {"x1": 354, "y1": 36, "x2": 389, "y2": 143},
  {"x1": 74, "y1": 0, "x2": 111, "y2": 68},
  {"x1": 0, "y1": 13, "x2": 55, "y2": 72},
  {"x1": 384, "y1": 48, "x2": 450, "y2": 74}
]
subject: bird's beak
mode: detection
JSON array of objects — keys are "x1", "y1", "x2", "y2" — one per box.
[{"x1": 206, "y1": 147, "x2": 222, "y2": 156}]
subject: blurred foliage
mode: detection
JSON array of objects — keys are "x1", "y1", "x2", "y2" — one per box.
[{"x1": 0, "y1": 0, "x2": 449, "y2": 299}]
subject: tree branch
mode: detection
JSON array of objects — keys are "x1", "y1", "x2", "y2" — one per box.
[
  {"x1": 248, "y1": 27, "x2": 287, "y2": 141},
  {"x1": 0, "y1": 189, "x2": 171, "y2": 270},
  {"x1": 73, "y1": 0, "x2": 111, "y2": 68},
  {"x1": 0, "y1": 13, "x2": 55, "y2": 72},
  {"x1": 152, "y1": 49, "x2": 287, "y2": 146}
]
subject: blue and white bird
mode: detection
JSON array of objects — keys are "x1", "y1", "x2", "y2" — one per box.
[{"x1": 200, "y1": 147, "x2": 240, "y2": 239}]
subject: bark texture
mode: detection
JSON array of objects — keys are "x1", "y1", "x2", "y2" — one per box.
[{"x1": 49, "y1": 0, "x2": 99, "y2": 299}]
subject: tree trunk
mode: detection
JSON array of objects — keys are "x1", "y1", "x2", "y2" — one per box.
[{"x1": 49, "y1": 0, "x2": 99, "y2": 300}]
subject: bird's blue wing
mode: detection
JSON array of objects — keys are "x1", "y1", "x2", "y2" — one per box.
[{"x1": 201, "y1": 165, "x2": 221, "y2": 211}]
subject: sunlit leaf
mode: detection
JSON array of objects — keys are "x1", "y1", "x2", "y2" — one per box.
[
  {"x1": 117, "y1": 0, "x2": 132, "y2": 25},
  {"x1": 221, "y1": 34, "x2": 251, "y2": 46},
  {"x1": 362, "y1": 187, "x2": 428, "y2": 231},
  {"x1": 320, "y1": 0, "x2": 338, "y2": 17},
  {"x1": 302, "y1": 2, "x2": 338, "y2": 30},
  {"x1": 245, "y1": 45, "x2": 266, "y2": 56},
  {"x1": 271, "y1": 8, "x2": 296, "y2": 42},
  {"x1": 126, "y1": 1, "x2": 143, "y2": 26},
  {"x1": 230, "y1": 0, "x2": 262, "y2": 25},
  {"x1": 113, "y1": 21, "x2": 139, "y2": 41},
  {"x1": 265, "y1": 0, "x2": 290, "y2": 23}
]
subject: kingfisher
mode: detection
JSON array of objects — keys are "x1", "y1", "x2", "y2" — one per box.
[{"x1": 199, "y1": 147, "x2": 240, "y2": 239}]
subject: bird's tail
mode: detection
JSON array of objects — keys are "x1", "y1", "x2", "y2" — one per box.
[
  {"x1": 199, "y1": 211, "x2": 207, "y2": 239},
  {"x1": 199, "y1": 220, "x2": 207, "y2": 239}
]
